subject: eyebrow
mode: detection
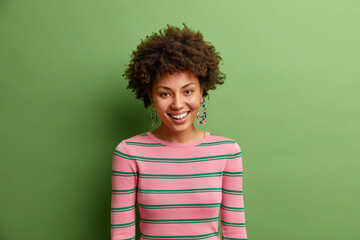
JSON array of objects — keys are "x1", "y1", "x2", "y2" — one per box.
[{"x1": 157, "y1": 83, "x2": 195, "y2": 90}]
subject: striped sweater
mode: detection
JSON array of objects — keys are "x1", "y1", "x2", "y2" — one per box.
[{"x1": 111, "y1": 131, "x2": 248, "y2": 240}]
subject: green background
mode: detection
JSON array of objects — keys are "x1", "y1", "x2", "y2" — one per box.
[{"x1": 1, "y1": 0, "x2": 359, "y2": 239}]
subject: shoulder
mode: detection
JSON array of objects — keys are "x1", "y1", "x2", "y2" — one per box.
[
  {"x1": 114, "y1": 132, "x2": 149, "y2": 152},
  {"x1": 205, "y1": 132, "x2": 242, "y2": 153}
]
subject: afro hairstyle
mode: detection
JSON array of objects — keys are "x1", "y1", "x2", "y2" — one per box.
[{"x1": 123, "y1": 23, "x2": 226, "y2": 108}]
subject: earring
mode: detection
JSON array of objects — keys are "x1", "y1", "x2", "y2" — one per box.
[
  {"x1": 150, "y1": 102, "x2": 159, "y2": 128},
  {"x1": 196, "y1": 96, "x2": 207, "y2": 124}
]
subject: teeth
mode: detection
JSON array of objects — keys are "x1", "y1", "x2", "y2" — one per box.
[{"x1": 171, "y1": 112, "x2": 189, "y2": 119}]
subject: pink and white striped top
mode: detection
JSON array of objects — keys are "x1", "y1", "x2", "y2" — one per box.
[{"x1": 111, "y1": 131, "x2": 248, "y2": 240}]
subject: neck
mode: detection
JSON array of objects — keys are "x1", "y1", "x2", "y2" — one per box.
[{"x1": 151, "y1": 125, "x2": 204, "y2": 143}]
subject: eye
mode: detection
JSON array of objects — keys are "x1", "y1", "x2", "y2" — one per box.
[
  {"x1": 185, "y1": 90, "x2": 193, "y2": 94},
  {"x1": 160, "y1": 92, "x2": 170, "y2": 97}
]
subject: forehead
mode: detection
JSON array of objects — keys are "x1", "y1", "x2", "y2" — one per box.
[{"x1": 153, "y1": 70, "x2": 200, "y2": 88}]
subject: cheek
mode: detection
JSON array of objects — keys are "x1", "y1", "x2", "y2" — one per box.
[
  {"x1": 154, "y1": 101, "x2": 167, "y2": 114},
  {"x1": 189, "y1": 99, "x2": 201, "y2": 111},
  {"x1": 192, "y1": 95, "x2": 202, "y2": 105}
]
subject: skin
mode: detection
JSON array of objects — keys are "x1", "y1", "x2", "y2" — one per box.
[{"x1": 148, "y1": 70, "x2": 206, "y2": 143}]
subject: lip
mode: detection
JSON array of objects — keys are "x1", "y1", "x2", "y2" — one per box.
[
  {"x1": 167, "y1": 111, "x2": 190, "y2": 124},
  {"x1": 168, "y1": 111, "x2": 190, "y2": 115}
]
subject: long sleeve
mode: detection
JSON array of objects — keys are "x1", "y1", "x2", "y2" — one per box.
[
  {"x1": 111, "y1": 140, "x2": 138, "y2": 240},
  {"x1": 220, "y1": 142, "x2": 248, "y2": 239}
]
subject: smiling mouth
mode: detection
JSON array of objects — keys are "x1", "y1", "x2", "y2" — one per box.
[{"x1": 168, "y1": 111, "x2": 190, "y2": 119}]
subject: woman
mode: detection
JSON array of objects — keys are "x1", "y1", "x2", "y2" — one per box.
[{"x1": 111, "y1": 24, "x2": 248, "y2": 240}]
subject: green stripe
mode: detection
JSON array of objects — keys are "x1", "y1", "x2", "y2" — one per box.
[
  {"x1": 110, "y1": 203, "x2": 243, "y2": 212},
  {"x1": 111, "y1": 220, "x2": 136, "y2": 229},
  {"x1": 114, "y1": 150, "x2": 241, "y2": 163},
  {"x1": 223, "y1": 171, "x2": 243, "y2": 177},
  {"x1": 123, "y1": 237, "x2": 135, "y2": 240},
  {"x1": 126, "y1": 142, "x2": 166, "y2": 147},
  {"x1": 141, "y1": 232, "x2": 220, "y2": 239},
  {"x1": 220, "y1": 204, "x2": 245, "y2": 212},
  {"x1": 196, "y1": 140, "x2": 235, "y2": 146},
  {"x1": 111, "y1": 204, "x2": 136, "y2": 212},
  {"x1": 140, "y1": 216, "x2": 218, "y2": 224},
  {"x1": 111, "y1": 187, "x2": 241, "y2": 195},
  {"x1": 138, "y1": 188, "x2": 222, "y2": 194},
  {"x1": 139, "y1": 172, "x2": 223, "y2": 179},
  {"x1": 139, "y1": 203, "x2": 221, "y2": 209},
  {"x1": 222, "y1": 189, "x2": 243, "y2": 195},
  {"x1": 111, "y1": 203, "x2": 243, "y2": 212},
  {"x1": 112, "y1": 188, "x2": 137, "y2": 194},
  {"x1": 112, "y1": 170, "x2": 138, "y2": 177},
  {"x1": 112, "y1": 171, "x2": 242, "y2": 179},
  {"x1": 126, "y1": 140, "x2": 235, "y2": 147},
  {"x1": 113, "y1": 236, "x2": 135, "y2": 240},
  {"x1": 222, "y1": 237, "x2": 247, "y2": 240},
  {"x1": 221, "y1": 220, "x2": 246, "y2": 227}
]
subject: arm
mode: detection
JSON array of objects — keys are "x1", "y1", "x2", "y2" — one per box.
[
  {"x1": 111, "y1": 140, "x2": 138, "y2": 240},
  {"x1": 220, "y1": 142, "x2": 248, "y2": 239}
]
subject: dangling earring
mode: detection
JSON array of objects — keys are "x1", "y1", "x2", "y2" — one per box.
[
  {"x1": 150, "y1": 102, "x2": 159, "y2": 128},
  {"x1": 196, "y1": 96, "x2": 207, "y2": 124}
]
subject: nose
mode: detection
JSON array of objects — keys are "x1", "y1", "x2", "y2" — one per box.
[{"x1": 171, "y1": 94, "x2": 184, "y2": 109}]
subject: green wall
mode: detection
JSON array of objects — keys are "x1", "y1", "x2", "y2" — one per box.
[{"x1": 1, "y1": 0, "x2": 359, "y2": 239}]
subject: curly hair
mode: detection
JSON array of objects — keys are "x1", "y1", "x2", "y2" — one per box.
[{"x1": 123, "y1": 23, "x2": 226, "y2": 108}]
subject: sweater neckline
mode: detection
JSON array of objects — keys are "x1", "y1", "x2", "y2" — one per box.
[{"x1": 146, "y1": 131, "x2": 210, "y2": 147}]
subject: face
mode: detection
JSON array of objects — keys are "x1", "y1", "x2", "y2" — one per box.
[{"x1": 149, "y1": 70, "x2": 203, "y2": 134}]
